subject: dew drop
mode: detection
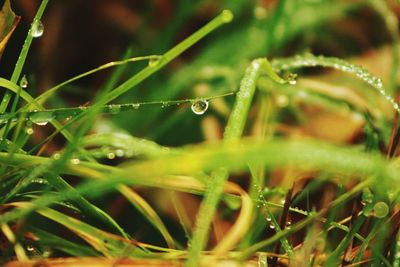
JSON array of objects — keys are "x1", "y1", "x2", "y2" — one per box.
[
  {"x1": 107, "y1": 152, "x2": 115, "y2": 159},
  {"x1": 191, "y1": 100, "x2": 209, "y2": 115},
  {"x1": 26, "y1": 128, "x2": 34, "y2": 135},
  {"x1": 53, "y1": 153, "x2": 61, "y2": 160},
  {"x1": 29, "y1": 111, "x2": 55, "y2": 126},
  {"x1": 269, "y1": 224, "x2": 275, "y2": 229},
  {"x1": 109, "y1": 104, "x2": 121, "y2": 115},
  {"x1": 20, "y1": 75, "x2": 28, "y2": 89},
  {"x1": 266, "y1": 217, "x2": 272, "y2": 222},
  {"x1": 115, "y1": 149, "x2": 124, "y2": 157},
  {"x1": 31, "y1": 20, "x2": 44, "y2": 38},
  {"x1": 373, "y1": 201, "x2": 389, "y2": 218},
  {"x1": 70, "y1": 158, "x2": 80, "y2": 165},
  {"x1": 131, "y1": 103, "x2": 140, "y2": 110},
  {"x1": 26, "y1": 244, "x2": 35, "y2": 252}
]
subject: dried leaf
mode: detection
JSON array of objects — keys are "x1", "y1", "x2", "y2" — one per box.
[{"x1": 0, "y1": 0, "x2": 20, "y2": 57}]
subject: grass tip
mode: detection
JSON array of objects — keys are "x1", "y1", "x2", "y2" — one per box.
[{"x1": 221, "y1": 10, "x2": 234, "y2": 23}]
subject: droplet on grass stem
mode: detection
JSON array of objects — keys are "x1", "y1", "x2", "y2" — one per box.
[
  {"x1": 20, "y1": 75, "x2": 28, "y2": 88},
  {"x1": 29, "y1": 111, "x2": 55, "y2": 126},
  {"x1": 31, "y1": 20, "x2": 44, "y2": 38},
  {"x1": 191, "y1": 100, "x2": 209, "y2": 115}
]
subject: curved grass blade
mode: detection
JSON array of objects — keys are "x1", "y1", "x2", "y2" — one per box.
[{"x1": 272, "y1": 53, "x2": 400, "y2": 114}]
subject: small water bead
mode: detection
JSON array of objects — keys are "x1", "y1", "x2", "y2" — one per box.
[
  {"x1": 131, "y1": 103, "x2": 140, "y2": 109},
  {"x1": 20, "y1": 75, "x2": 28, "y2": 88},
  {"x1": 31, "y1": 20, "x2": 44, "y2": 38},
  {"x1": 53, "y1": 153, "x2": 61, "y2": 160},
  {"x1": 26, "y1": 128, "x2": 34, "y2": 135},
  {"x1": 115, "y1": 149, "x2": 124, "y2": 157},
  {"x1": 191, "y1": 100, "x2": 209, "y2": 115},
  {"x1": 29, "y1": 111, "x2": 55, "y2": 126},
  {"x1": 266, "y1": 217, "x2": 272, "y2": 222},
  {"x1": 26, "y1": 244, "x2": 35, "y2": 252},
  {"x1": 109, "y1": 105, "x2": 121, "y2": 115},
  {"x1": 70, "y1": 158, "x2": 80, "y2": 165},
  {"x1": 373, "y1": 201, "x2": 389, "y2": 218},
  {"x1": 269, "y1": 224, "x2": 275, "y2": 229},
  {"x1": 107, "y1": 152, "x2": 115, "y2": 159}
]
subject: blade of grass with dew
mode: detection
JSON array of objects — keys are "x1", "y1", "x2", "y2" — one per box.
[
  {"x1": 35, "y1": 55, "x2": 162, "y2": 105},
  {"x1": 9, "y1": 202, "x2": 144, "y2": 258},
  {"x1": 99, "y1": 10, "x2": 233, "y2": 107},
  {"x1": 272, "y1": 53, "x2": 400, "y2": 115},
  {"x1": 120, "y1": 1, "x2": 357, "y2": 134},
  {"x1": 39, "y1": 10, "x2": 234, "y2": 198},
  {"x1": 0, "y1": 138, "x2": 398, "y2": 228},
  {"x1": 186, "y1": 58, "x2": 287, "y2": 267},
  {"x1": 368, "y1": 0, "x2": 400, "y2": 93},
  {"x1": 238, "y1": 179, "x2": 372, "y2": 261},
  {"x1": 30, "y1": 227, "x2": 100, "y2": 257}
]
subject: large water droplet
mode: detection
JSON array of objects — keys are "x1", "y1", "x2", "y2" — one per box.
[
  {"x1": 31, "y1": 20, "x2": 44, "y2": 38},
  {"x1": 29, "y1": 111, "x2": 55, "y2": 126},
  {"x1": 20, "y1": 75, "x2": 28, "y2": 89},
  {"x1": 191, "y1": 100, "x2": 209, "y2": 115}
]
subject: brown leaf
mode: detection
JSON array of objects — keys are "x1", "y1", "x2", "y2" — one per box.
[{"x1": 0, "y1": 0, "x2": 20, "y2": 57}]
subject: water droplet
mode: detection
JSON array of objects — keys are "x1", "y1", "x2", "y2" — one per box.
[
  {"x1": 131, "y1": 103, "x2": 140, "y2": 110},
  {"x1": 26, "y1": 128, "x2": 34, "y2": 135},
  {"x1": 191, "y1": 100, "x2": 209, "y2": 115},
  {"x1": 26, "y1": 244, "x2": 35, "y2": 252},
  {"x1": 70, "y1": 158, "x2": 80, "y2": 165},
  {"x1": 109, "y1": 105, "x2": 121, "y2": 115},
  {"x1": 31, "y1": 20, "x2": 44, "y2": 38},
  {"x1": 115, "y1": 149, "x2": 124, "y2": 157},
  {"x1": 373, "y1": 201, "x2": 389, "y2": 218},
  {"x1": 53, "y1": 153, "x2": 61, "y2": 160},
  {"x1": 148, "y1": 57, "x2": 161, "y2": 67},
  {"x1": 29, "y1": 111, "x2": 55, "y2": 126},
  {"x1": 269, "y1": 224, "x2": 275, "y2": 229},
  {"x1": 266, "y1": 217, "x2": 272, "y2": 222},
  {"x1": 107, "y1": 152, "x2": 115, "y2": 159},
  {"x1": 286, "y1": 220, "x2": 292, "y2": 226},
  {"x1": 20, "y1": 75, "x2": 28, "y2": 88}
]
